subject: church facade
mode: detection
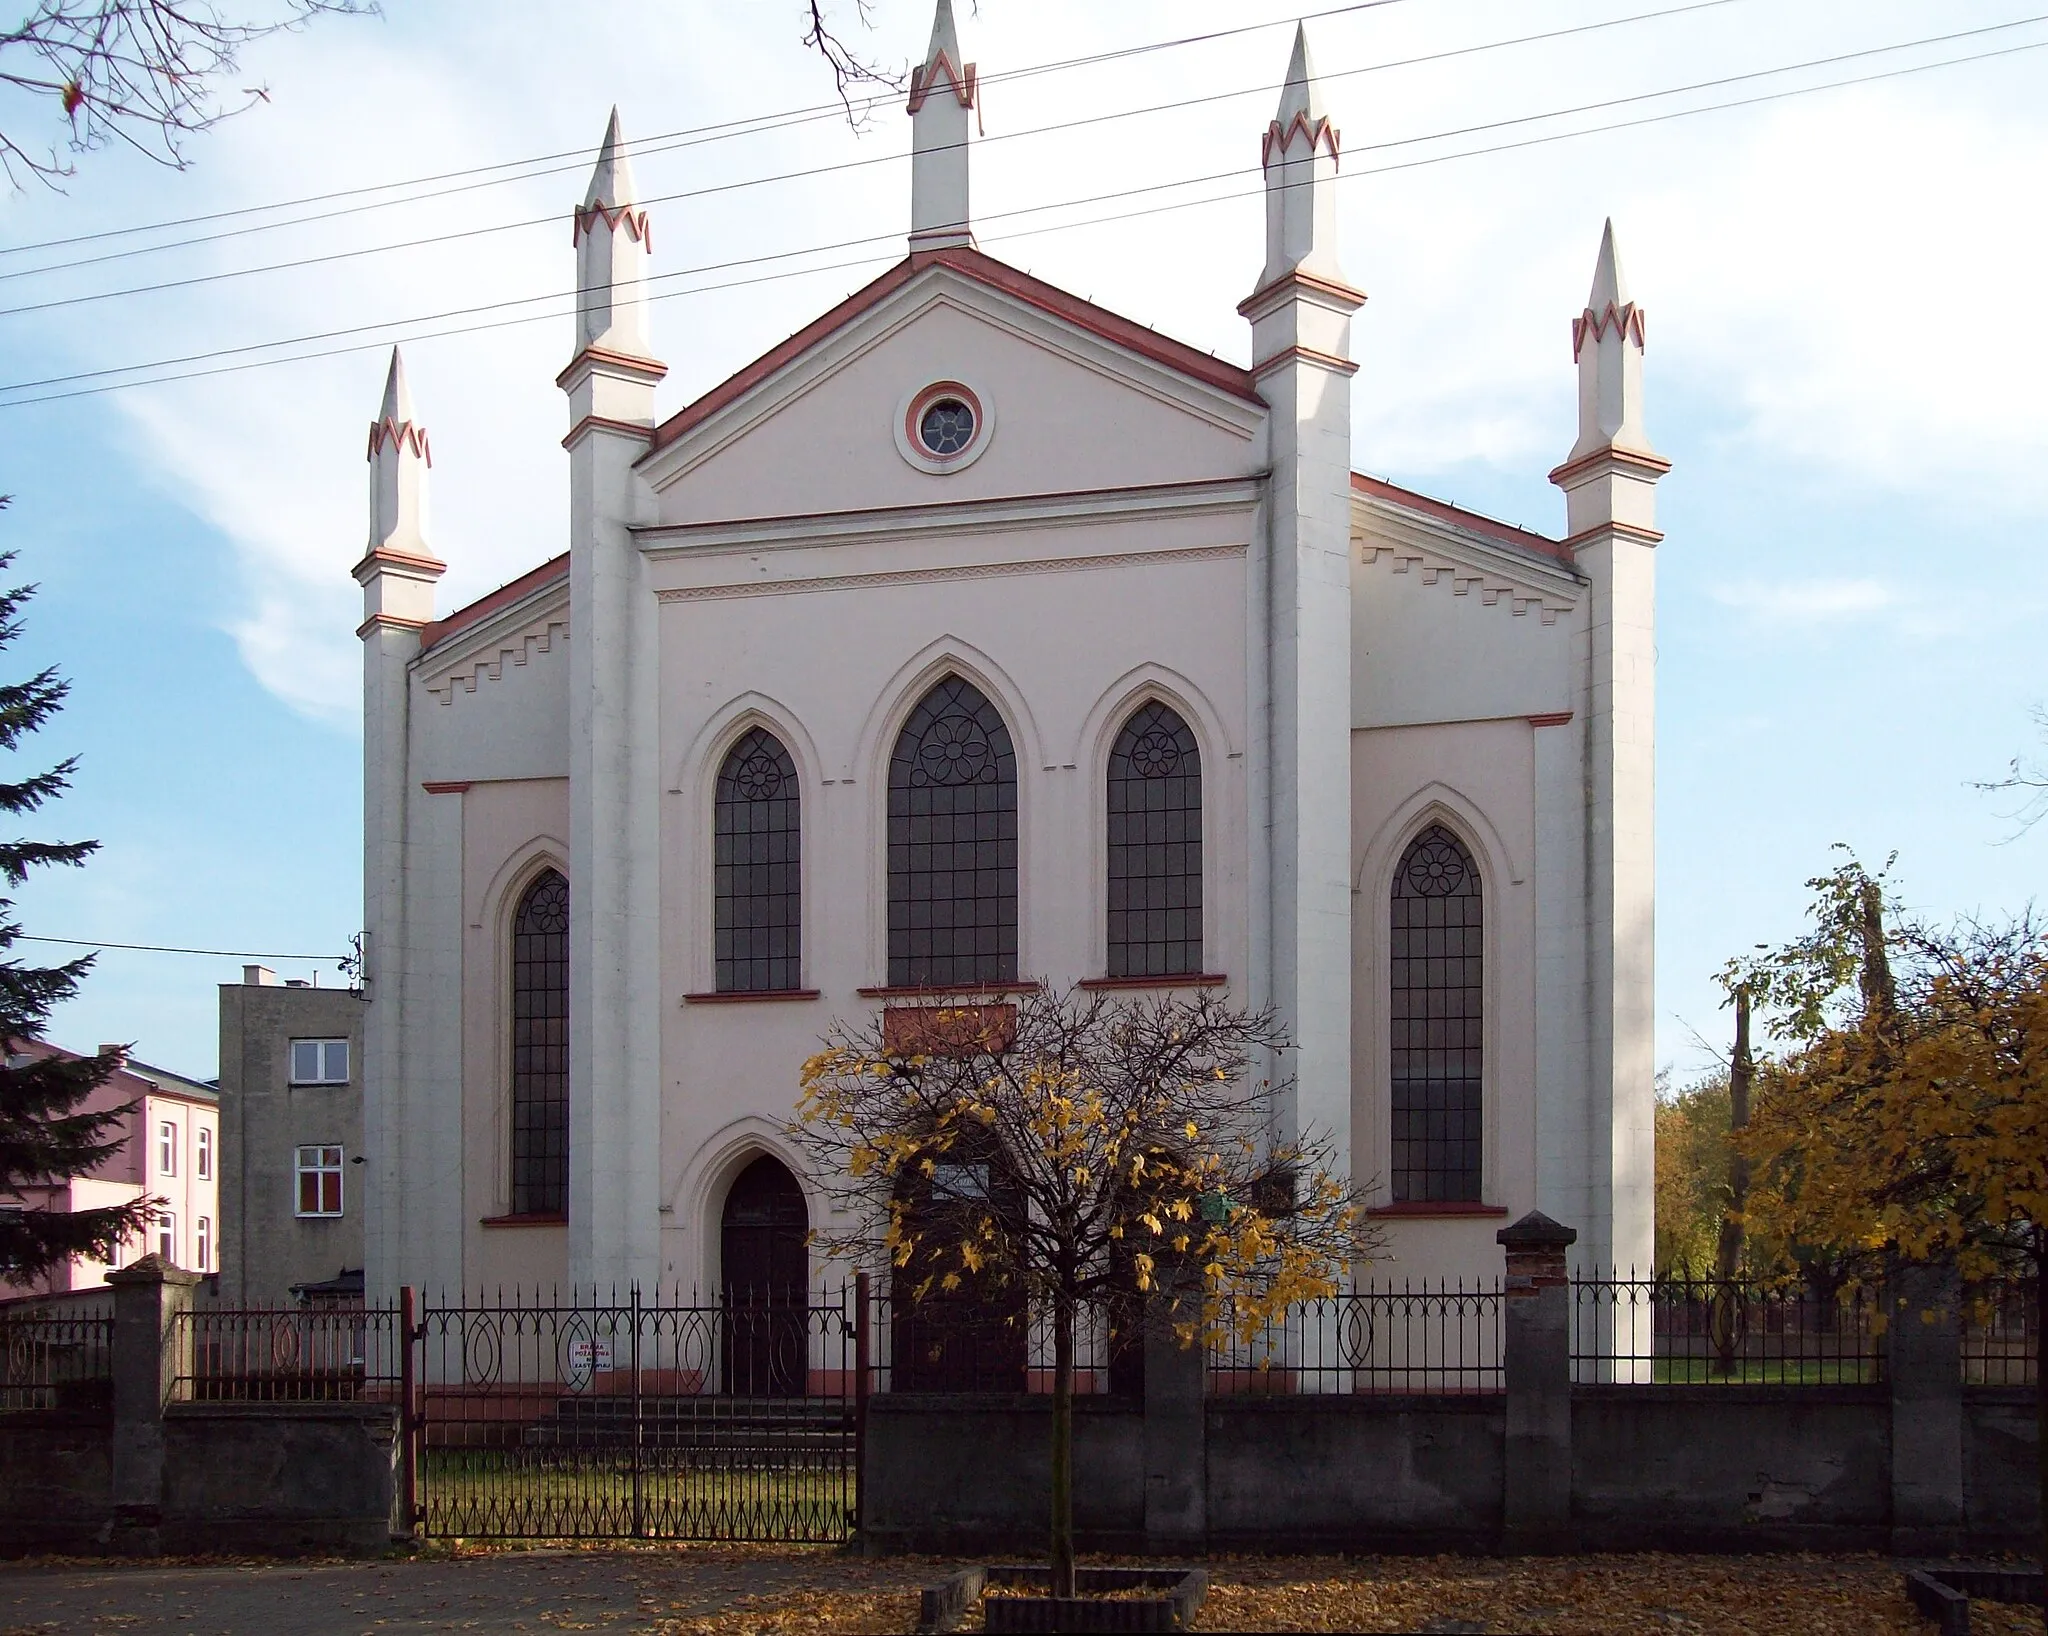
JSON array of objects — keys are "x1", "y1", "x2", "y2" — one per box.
[{"x1": 353, "y1": 4, "x2": 1664, "y2": 1306}]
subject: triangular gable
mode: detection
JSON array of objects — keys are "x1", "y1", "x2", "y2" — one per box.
[{"x1": 646, "y1": 246, "x2": 1261, "y2": 458}]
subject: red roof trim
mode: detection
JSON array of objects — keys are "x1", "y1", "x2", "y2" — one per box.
[
  {"x1": 1350, "y1": 472, "x2": 1573, "y2": 567},
  {"x1": 420, "y1": 553, "x2": 569, "y2": 653},
  {"x1": 647, "y1": 247, "x2": 1261, "y2": 457}
]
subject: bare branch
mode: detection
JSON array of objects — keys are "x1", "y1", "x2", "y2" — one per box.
[
  {"x1": 0, "y1": 0, "x2": 372, "y2": 189},
  {"x1": 799, "y1": 0, "x2": 904, "y2": 126},
  {"x1": 1974, "y1": 704, "x2": 2048, "y2": 837}
]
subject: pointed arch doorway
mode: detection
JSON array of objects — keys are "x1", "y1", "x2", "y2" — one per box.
[{"x1": 720, "y1": 1156, "x2": 809, "y2": 1397}]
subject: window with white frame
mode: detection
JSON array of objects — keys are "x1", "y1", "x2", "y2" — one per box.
[
  {"x1": 156, "y1": 1210, "x2": 176, "y2": 1261},
  {"x1": 157, "y1": 1119, "x2": 177, "y2": 1176},
  {"x1": 196, "y1": 1215, "x2": 211, "y2": 1271},
  {"x1": 290, "y1": 1039, "x2": 350, "y2": 1085},
  {"x1": 296, "y1": 1145, "x2": 344, "y2": 1217},
  {"x1": 196, "y1": 1125, "x2": 212, "y2": 1180}
]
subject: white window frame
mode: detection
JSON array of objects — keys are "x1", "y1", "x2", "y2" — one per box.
[
  {"x1": 156, "y1": 1210, "x2": 176, "y2": 1262},
  {"x1": 295, "y1": 1145, "x2": 344, "y2": 1218},
  {"x1": 195, "y1": 1215, "x2": 211, "y2": 1272},
  {"x1": 289, "y1": 1039, "x2": 351, "y2": 1086},
  {"x1": 196, "y1": 1125, "x2": 213, "y2": 1181},
  {"x1": 157, "y1": 1119, "x2": 177, "y2": 1176}
]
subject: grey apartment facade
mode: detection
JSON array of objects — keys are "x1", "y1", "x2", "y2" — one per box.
[{"x1": 216, "y1": 967, "x2": 366, "y2": 1305}]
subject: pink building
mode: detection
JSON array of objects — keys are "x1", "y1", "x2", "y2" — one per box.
[{"x1": 0, "y1": 1042, "x2": 221, "y2": 1298}]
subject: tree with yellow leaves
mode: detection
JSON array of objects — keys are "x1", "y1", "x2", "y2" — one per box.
[
  {"x1": 792, "y1": 985, "x2": 1377, "y2": 1597},
  {"x1": 1738, "y1": 880, "x2": 2048, "y2": 1586}
]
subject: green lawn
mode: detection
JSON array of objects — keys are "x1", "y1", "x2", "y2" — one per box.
[
  {"x1": 417, "y1": 1448, "x2": 854, "y2": 1541},
  {"x1": 1649, "y1": 1356, "x2": 1879, "y2": 1385}
]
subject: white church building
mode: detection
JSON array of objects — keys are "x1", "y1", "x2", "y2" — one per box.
[{"x1": 352, "y1": 4, "x2": 1663, "y2": 1307}]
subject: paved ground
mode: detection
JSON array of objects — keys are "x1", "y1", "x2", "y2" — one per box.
[{"x1": 0, "y1": 1548, "x2": 917, "y2": 1636}]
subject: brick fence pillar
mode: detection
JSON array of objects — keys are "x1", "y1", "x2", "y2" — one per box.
[
  {"x1": 105, "y1": 1255, "x2": 203, "y2": 1556},
  {"x1": 1498, "y1": 1211, "x2": 1576, "y2": 1552},
  {"x1": 1142, "y1": 1283, "x2": 1207, "y2": 1552},
  {"x1": 1889, "y1": 1258, "x2": 1965, "y2": 1556}
]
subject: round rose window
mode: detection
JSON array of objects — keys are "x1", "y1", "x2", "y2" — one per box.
[{"x1": 917, "y1": 396, "x2": 976, "y2": 457}]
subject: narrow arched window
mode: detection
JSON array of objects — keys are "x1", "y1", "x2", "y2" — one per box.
[
  {"x1": 1107, "y1": 702, "x2": 1202, "y2": 977},
  {"x1": 715, "y1": 728, "x2": 801, "y2": 993},
  {"x1": 888, "y1": 675, "x2": 1018, "y2": 988},
  {"x1": 510, "y1": 869, "x2": 570, "y2": 1216},
  {"x1": 1390, "y1": 826, "x2": 1482, "y2": 1203}
]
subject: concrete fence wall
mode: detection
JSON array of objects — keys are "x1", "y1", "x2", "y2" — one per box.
[
  {"x1": 0, "y1": 1258, "x2": 399, "y2": 1557},
  {"x1": 863, "y1": 1215, "x2": 2042, "y2": 1557}
]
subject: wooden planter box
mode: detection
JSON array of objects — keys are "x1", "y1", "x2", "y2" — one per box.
[{"x1": 919, "y1": 1565, "x2": 1207, "y2": 1634}]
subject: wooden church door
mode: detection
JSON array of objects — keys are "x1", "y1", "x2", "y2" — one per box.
[{"x1": 720, "y1": 1156, "x2": 809, "y2": 1396}]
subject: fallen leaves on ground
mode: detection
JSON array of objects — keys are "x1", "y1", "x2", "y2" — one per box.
[{"x1": 648, "y1": 1552, "x2": 2039, "y2": 1635}]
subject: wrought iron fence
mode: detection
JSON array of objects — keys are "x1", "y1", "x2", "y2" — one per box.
[
  {"x1": 1208, "y1": 1281, "x2": 1504, "y2": 1395},
  {"x1": 1963, "y1": 1280, "x2": 2037, "y2": 1387},
  {"x1": 869, "y1": 1289, "x2": 1121, "y2": 1394},
  {"x1": 0, "y1": 1301, "x2": 114, "y2": 1412},
  {"x1": 1570, "y1": 1274, "x2": 1883, "y2": 1385},
  {"x1": 410, "y1": 1287, "x2": 860, "y2": 1542},
  {"x1": 174, "y1": 1305, "x2": 403, "y2": 1402}
]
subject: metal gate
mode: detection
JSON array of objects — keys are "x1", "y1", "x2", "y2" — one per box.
[{"x1": 400, "y1": 1282, "x2": 866, "y2": 1541}]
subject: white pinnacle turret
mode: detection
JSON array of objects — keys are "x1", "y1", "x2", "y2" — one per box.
[
  {"x1": 1566, "y1": 219, "x2": 1653, "y2": 464},
  {"x1": 908, "y1": 0, "x2": 975, "y2": 253},
  {"x1": 366, "y1": 346, "x2": 434, "y2": 560},
  {"x1": 574, "y1": 107, "x2": 653, "y2": 357},
  {"x1": 1254, "y1": 24, "x2": 1343, "y2": 293}
]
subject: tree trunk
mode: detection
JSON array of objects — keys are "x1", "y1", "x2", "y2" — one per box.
[
  {"x1": 1051, "y1": 1290, "x2": 1076, "y2": 1600},
  {"x1": 1712, "y1": 985, "x2": 1753, "y2": 1377},
  {"x1": 1858, "y1": 876, "x2": 1897, "y2": 1028}
]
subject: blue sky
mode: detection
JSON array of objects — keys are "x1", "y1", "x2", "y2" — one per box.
[{"x1": 1, "y1": 0, "x2": 2042, "y2": 1080}]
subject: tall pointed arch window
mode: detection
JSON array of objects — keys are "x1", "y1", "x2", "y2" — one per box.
[
  {"x1": 1389, "y1": 826, "x2": 1483, "y2": 1202},
  {"x1": 510, "y1": 869, "x2": 570, "y2": 1216},
  {"x1": 1106, "y1": 701, "x2": 1202, "y2": 977},
  {"x1": 887, "y1": 675, "x2": 1018, "y2": 988},
  {"x1": 715, "y1": 728, "x2": 802, "y2": 992}
]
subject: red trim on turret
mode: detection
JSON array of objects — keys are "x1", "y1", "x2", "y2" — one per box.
[
  {"x1": 420, "y1": 553, "x2": 568, "y2": 653},
  {"x1": 646, "y1": 247, "x2": 1261, "y2": 457},
  {"x1": 907, "y1": 52, "x2": 976, "y2": 112},
  {"x1": 1350, "y1": 473, "x2": 1574, "y2": 567}
]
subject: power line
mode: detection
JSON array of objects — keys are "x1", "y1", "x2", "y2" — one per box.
[
  {"x1": 0, "y1": 0, "x2": 1421, "y2": 267},
  {"x1": 6, "y1": 20, "x2": 2039, "y2": 398},
  {"x1": 3, "y1": 29, "x2": 2042, "y2": 408},
  {"x1": 0, "y1": 0, "x2": 1752, "y2": 313},
  {"x1": 15, "y1": 935, "x2": 350, "y2": 961}
]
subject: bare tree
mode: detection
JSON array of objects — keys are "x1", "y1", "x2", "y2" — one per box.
[
  {"x1": 0, "y1": 0, "x2": 371, "y2": 187},
  {"x1": 794, "y1": 985, "x2": 1376, "y2": 1596},
  {"x1": 800, "y1": 0, "x2": 906, "y2": 115}
]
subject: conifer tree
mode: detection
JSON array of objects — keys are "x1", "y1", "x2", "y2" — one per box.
[{"x1": 0, "y1": 502, "x2": 151, "y2": 1282}]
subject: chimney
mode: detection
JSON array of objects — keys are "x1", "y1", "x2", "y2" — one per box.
[
  {"x1": 99, "y1": 1043, "x2": 129, "y2": 1067},
  {"x1": 244, "y1": 964, "x2": 280, "y2": 987}
]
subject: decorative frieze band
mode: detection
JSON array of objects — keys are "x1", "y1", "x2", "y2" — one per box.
[{"x1": 653, "y1": 541, "x2": 1246, "y2": 604}]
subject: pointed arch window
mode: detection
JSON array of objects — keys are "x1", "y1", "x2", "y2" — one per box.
[
  {"x1": 510, "y1": 869, "x2": 570, "y2": 1217},
  {"x1": 887, "y1": 676, "x2": 1018, "y2": 988},
  {"x1": 715, "y1": 728, "x2": 802, "y2": 992},
  {"x1": 1389, "y1": 826, "x2": 1483, "y2": 1203},
  {"x1": 1106, "y1": 701, "x2": 1202, "y2": 977}
]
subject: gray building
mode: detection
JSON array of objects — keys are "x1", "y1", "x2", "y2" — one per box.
[{"x1": 217, "y1": 966, "x2": 367, "y2": 1306}]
